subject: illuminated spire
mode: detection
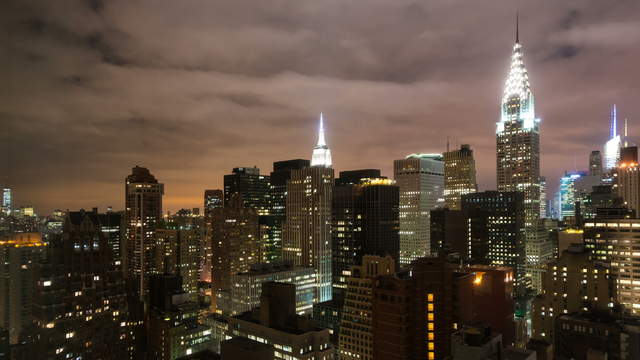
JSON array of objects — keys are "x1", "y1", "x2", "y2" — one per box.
[
  {"x1": 311, "y1": 113, "x2": 332, "y2": 167},
  {"x1": 497, "y1": 18, "x2": 536, "y2": 133},
  {"x1": 610, "y1": 104, "x2": 617, "y2": 139},
  {"x1": 317, "y1": 112, "x2": 326, "y2": 147}
]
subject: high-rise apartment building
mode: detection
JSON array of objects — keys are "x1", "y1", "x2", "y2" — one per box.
[
  {"x1": 203, "y1": 189, "x2": 224, "y2": 282},
  {"x1": 496, "y1": 27, "x2": 541, "y2": 250},
  {"x1": 531, "y1": 244, "x2": 615, "y2": 344},
  {"x1": 332, "y1": 173, "x2": 399, "y2": 298},
  {"x1": 590, "y1": 151, "x2": 603, "y2": 176},
  {"x1": 124, "y1": 166, "x2": 164, "y2": 294},
  {"x1": 33, "y1": 209, "x2": 133, "y2": 359},
  {"x1": 584, "y1": 219, "x2": 640, "y2": 315},
  {"x1": 270, "y1": 159, "x2": 311, "y2": 263},
  {"x1": 443, "y1": 144, "x2": 477, "y2": 210},
  {"x1": 223, "y1": 167, "x2": 271, "y2": 216},
  {"x1": 211, "y1": 194, "x2": 259, "y2": 294},
  {"x1": 283, "y1": 116, "x2": 334, "y2": 302},
  {"x1": 394, "y1": 154, "x2": 444, "y2": 266},
  {"x1": 462, "y1": 191, "x2": 527, "y2": 293},
  {"x1": 338, "y1": 255, "x2": 395, "y2": 360},
  {"x1": 0, "y1": 233, "x2": 45, "y2": 343}
]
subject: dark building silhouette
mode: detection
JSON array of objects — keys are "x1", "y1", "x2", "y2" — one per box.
[
  {"x1": 461, "y1": 191, "x2": 526, "y2": 293},
  {"x1": 336, "y1": 169, "x2": 382, "y2": 186},
  {"x1": 429, "y1": 208, "x2": 466, "y2": 256},
  {"x1": 33, "y1": 209, "x2": 133, "y2": 359},
  {"x1": 223, "y1": 167, "x2": 270, "y2": 215},
  {"x1": 332, "y1": 173, "x2": 399, "y2": 299}
]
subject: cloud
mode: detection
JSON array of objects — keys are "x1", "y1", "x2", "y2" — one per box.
[{"x1": 2, "y1": 0, "x2": 640, "y2": 213}]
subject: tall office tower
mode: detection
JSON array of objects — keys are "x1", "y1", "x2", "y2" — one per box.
[
  {"x1": 211, "y1": 194, "x2": 259, "y2": 294},
  {"x1": 98, "y1": 209, "x2": 123, "y2": 267},
  {"x1": 443, "y1": 144, "x2": 477, "y2": 210},
  {"x1": 605, "y1": 105, "x2": 622, "y2": 171},
  {"x1": 332, "y1": 174, "x2": 399, "y2": 298},
  {"x1": 496, "y1": 25, "x2": 541, "y2": 252},
  {"x1": 590, "y1": 150, "x2": 603, "y2": 176},
  {"x1": 124, "y1": 165, "x2": 164, "y2": 295},
  {"x1": 227, "y1": 282, "x2": 335, "y2": 359},
  {"x1": 394, "y1": 154, "x2": 444, "y2": 266},
  {"x1": 282, "y1": 116, "x2": 334, "y2": 302},
  {"x1": 147, "y1": 275, "x2": 213, "y2": 359},
  {"x1": 0, "y1": 233, "x2": 45, "y2": 343},
  {"x1": 155, "y1": 228, "x2": 202, "y2": 294},
  {"x1": 531, "y1": 244, "x2": 615, "y2": 344},
  {"x1": 223, "y1": 167, "x2": 271, "y2": 215},
  {"x1": 462, "y1": 191, "x2": 527, "y2": 293},
  {"x1": 0, "y1": 188, "x2": 10, "y2": 215},
  {"x1": 338, "y1": 255, "x2": 395, "y2": 360},
  {"x1": 270, "y1": 159, "x2": 311, "y2": 263},
  {"x1": 203, "y1": 189, "x2": 224, "y2": 282},
  {"x1": 584, "y1": 219, "x2": 640, "y2": 314},
  {"x1": 33, "y1": 210, "x2": 133, "y2": 359},
  {"x1": 620, "y1": 145, "x2": 638, "y2": 164},
  {"x1": 559, "y1": 171, "x2": 587, "y2": 220},
  {"x1": 539, "y1": 176, "x2": 547, "y2": 218}
]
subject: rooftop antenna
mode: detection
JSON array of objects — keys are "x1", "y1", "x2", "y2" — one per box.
[
  {"x1": 516, "y1": 12, "x2": 519, "y2": 43},
  {"x1": 446, "y1": 136, "x2": 450, "y2": 152}
]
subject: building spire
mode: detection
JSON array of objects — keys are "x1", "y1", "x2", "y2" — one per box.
[
  {"x1": 317, "y1": 112, "x2": 326, "y2": 147},
  {"x1": 611, "y1": 104, "x2": 617, "y2": 139},
  {"x1": 516, "y1": 12, "x2": 519, "y2": 43},
  {"x1": 311, "y1": 112, "x2": 332, "y2": 167}
]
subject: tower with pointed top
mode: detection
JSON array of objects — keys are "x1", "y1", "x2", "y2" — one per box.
[
  {"x1": 605, "y1": 105, "x2": 621, "y2": 170},
  {"x1": 496, "y1": 20, "x2": 540, "y2": 292},
  {"x1": 283, "y1": 114, "x2": 334, "y2": 302},
  {"x1": 311, "y1": 113, "x2": 333, "y2": 167}
]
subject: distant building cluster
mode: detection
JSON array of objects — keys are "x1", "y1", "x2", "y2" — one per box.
[{"x1": 2, "y1": 23, "x2": 640, "y2": 360}]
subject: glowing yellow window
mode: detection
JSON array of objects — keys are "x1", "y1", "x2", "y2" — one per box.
[
  {"x1": 428, "y1": 332, "x2": 434, "y2": 340},
  {"x1": 428, "y1": 342, "x2": 434, "y2": 350},
  {"x1": 428, "y1": 313, "x2": 434, "y2": 321},
  {"x1": 428, "y1": 304, "x2": 434, "y2": 311},
  {"x1": 427, "y1": 294, "x2": 434, "y2": 302},
  {"x1": 428, "y1": 323, "x2": 434, "y2": 331},
  {"x1": 428, "y1": 351, "x2": 435, "y2": 359}
]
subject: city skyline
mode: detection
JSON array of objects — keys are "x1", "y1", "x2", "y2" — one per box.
[{"x1": 3, "y1": 1, "x2": 640, "y2": 214}]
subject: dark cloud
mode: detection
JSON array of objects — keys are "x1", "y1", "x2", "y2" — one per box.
[{"x1": 2, "y1": 0, "x2": 640, "y2": 213}]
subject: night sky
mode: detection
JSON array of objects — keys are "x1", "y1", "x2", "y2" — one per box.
[{"x1": 3, "y1": 0, "x2": 640, "y2": 214}]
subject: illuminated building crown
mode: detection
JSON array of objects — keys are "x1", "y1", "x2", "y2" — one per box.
[
  {"x1": 497, "y1": 17, "x2": 537, "y2": 133},
  {"x1": 311, "y1": 113, "x2": 332, "y2": 167}
]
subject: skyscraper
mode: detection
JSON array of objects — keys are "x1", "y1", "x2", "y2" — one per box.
[
  {"x1": 496, "y1": 23, "x2": 541, "y2": 246},
  {"x1": 394, "y1": 154, "x2": 444, "y2": 266},
  {"x1": 462, "y1": 191, "x2": 526, "y2": 293},
  {"x1": 559, "y1": 171, "x2": 587, "y2": 220},
  {"x1": 203, "y1": 189, "x2": 224, "y2": 219},
  {"x1": 332, "y1": 174, "x2": 399, "y2": 297},
  {"x1": 1, "y1": 188, "x2": 10, "y2": 215},
  {"x1": 443, "y1": 144, "x2": 477, "y2": 210},
  {"x1": 223, "y1": 167, "x2": 271, "y2": 216},
  {"x1": 282, "y1": 114, "x2": 334, "y2": 302},
  {"x1": 270, "y1": 159, "x2": 311, "y2": 263},
  {"x1": 604, "y1": 105, "x2": 621, "y2": 171},
  {"x1": 124, "y1": 166, "x2": 164, "y2": 295},
  {"x1": 590, "y1": 150, "x2": 603, "y2": 176}
]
